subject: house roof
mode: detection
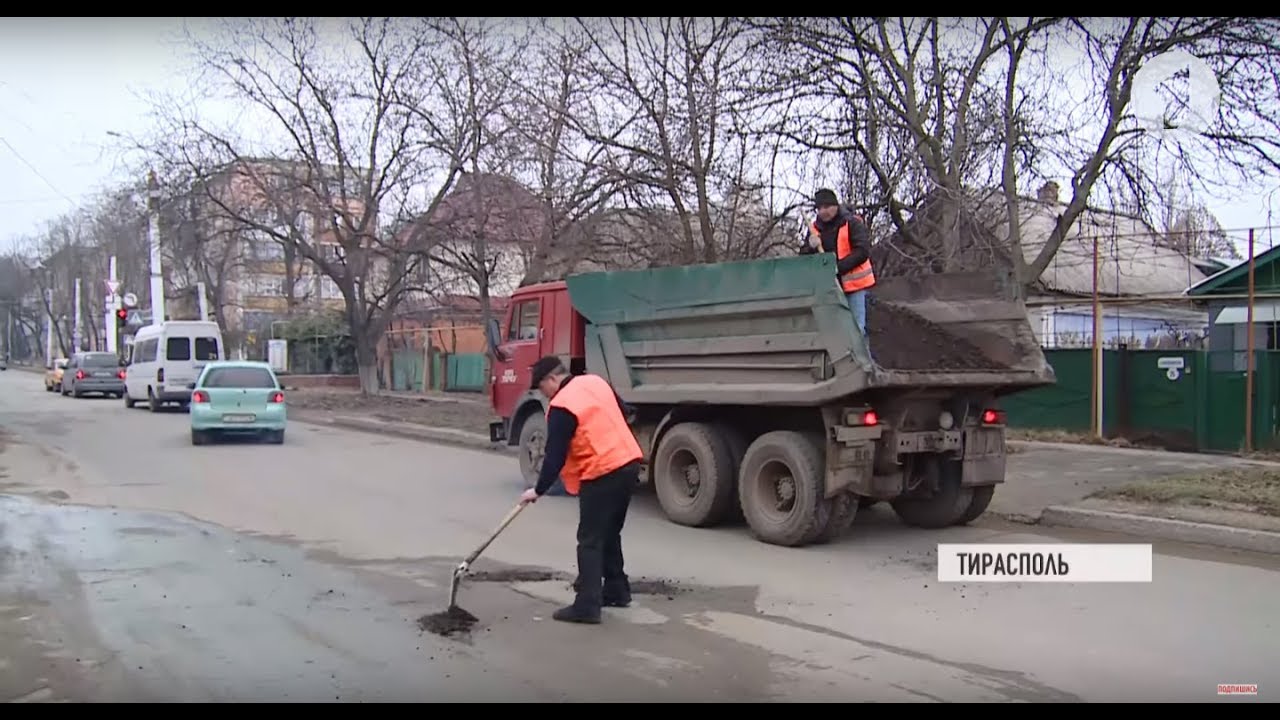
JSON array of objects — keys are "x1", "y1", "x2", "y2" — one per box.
[
  {"x1": 1185, "y1": 243, "x2": 1280, "y2": 296},
  {"x1": 872, "y1": 188, "x2": 1207, "y2": 297}
]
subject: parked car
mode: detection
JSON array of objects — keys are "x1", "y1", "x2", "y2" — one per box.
[
  {"x1": 62, "y1": 352, "x2": 126, "y2": 398},
  {"x1": 189, "y1": 361, "x2": 287, "y2": 445},
  {"x1": 45, "y1": 358, "x2": 69, "y2": 392}
]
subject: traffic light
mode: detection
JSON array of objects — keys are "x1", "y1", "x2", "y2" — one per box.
[{"x1": 116, "y1": 308, "x2": 128, "y2": 328}]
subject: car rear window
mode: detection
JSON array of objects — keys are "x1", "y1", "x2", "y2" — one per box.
[
  {"x1": 82, "y1": 354, "x2": 119, "y2": 368},
  {"x1": 203, "y1": 367, "x2": 277, "y2": 389}
]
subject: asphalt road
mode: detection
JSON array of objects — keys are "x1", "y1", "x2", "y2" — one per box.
[{"x1": 0, "y1": 369, "x2": 1276, "y2": 703}]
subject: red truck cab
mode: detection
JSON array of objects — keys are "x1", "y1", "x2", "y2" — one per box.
[{"x1": 485, "y1": 280, "x2": 587, "y2": 458}]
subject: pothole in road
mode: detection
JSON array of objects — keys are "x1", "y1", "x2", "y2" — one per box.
[
  {"x1": 467, "y1": 569, "x2": 564, "y2": 583},
  {"x1": 465, "y1": 568, "x2": 687, "y2": 597}
]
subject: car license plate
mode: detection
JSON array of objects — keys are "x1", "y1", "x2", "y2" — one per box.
[
  {"x1": 222, "y1": 413, "x2": 256, "y2": 423},
  {"x1": 94, "y1": 371, "x2": 114, "y2": 377}
]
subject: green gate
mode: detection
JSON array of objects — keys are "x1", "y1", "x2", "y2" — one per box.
[
  {"x1": 390, "y1": 349, "x2": 424, "y2": 392},
  {"x1": 445, "y1": 353, "x2": 488, "y2": 392},
  {"x1": 1119, "y1": 350, "x2": 1201, "y2": 451}
]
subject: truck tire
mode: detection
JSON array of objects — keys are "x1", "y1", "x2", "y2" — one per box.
[
  {"x1": 517, "y1": 414, "x2": 565, "y2": 496},
  {"x1": 737, "y1": 430, "x2": 827, "y2": 547},
  {"x1": 713, "y1": 422, "x2": 748, "y2": 524},
  {"x1": 813, "y1": 490, "x2": 859, "y2": 544},
  {"x1": 653, "y1": 422, "x2": 738, "y2": 527},
  {"x1": 953, "y1": 485, "x2": 995, "y2": 525},
  {"x1": 890, "y1": 457, "x2": 973, "y2": 529}
]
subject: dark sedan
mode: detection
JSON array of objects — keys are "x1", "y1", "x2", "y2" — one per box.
[{"x1": 62, "y1": 352, "x2": 126, "y2": 398}]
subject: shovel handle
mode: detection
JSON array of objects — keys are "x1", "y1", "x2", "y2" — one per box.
[{"x1": 462, "y1": 502, "x2": 526, "y2": 566}]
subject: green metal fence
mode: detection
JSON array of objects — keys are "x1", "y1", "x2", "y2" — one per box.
[
  {"x1": 387, "y1": 349, "x2": 488, "y2": 393},
  {"x1": 1002, "y1": 347, "x2": 1280, "y2": 452}
]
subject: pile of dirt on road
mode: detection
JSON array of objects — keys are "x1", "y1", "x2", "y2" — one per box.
[
  {"x1": 418, "y1": 606, "x2": 478, "y2": 637},
  {"x1": 287, "y1": 390, "x2": 493, "y2": 434},
  {"x1": 866, "y1": 297, "x2": 997, "y2": 371}
]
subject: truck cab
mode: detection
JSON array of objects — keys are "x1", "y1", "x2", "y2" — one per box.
[{"x1": 485, "y1": 280, "x2": 587, "y2": 489}]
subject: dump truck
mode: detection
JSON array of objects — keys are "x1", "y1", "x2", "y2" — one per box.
[{"x1": 484, "y1": 253, "x2": 1055, "y2": 547}]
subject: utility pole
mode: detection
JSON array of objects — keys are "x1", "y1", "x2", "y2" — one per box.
[
  {"x1": 44, "y1": 288, "x2": 53, "y2": 366},
  {"x1": 147, "y1": 170, "x2": 166, "y2": 325},
  {"x1": 104, "y1": 255, "x2": 120, "y2": 353},
  {"x1": 196, "y1": 281, "x2": 209, "y2": 321},
  {"x1": 73, "y1": 277, "x2": 82, "y2": 353}
]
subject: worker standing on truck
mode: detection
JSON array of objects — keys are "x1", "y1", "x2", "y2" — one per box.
[
  {"x1": 518, "y1": 355, "x2": 643, "y2": 625},
  {"x1": 800, "y1": 188, "x2": 876, "y2": 343}
]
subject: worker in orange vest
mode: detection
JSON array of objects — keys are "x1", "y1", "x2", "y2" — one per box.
[
  {"x1": 800, "y1": 188, "x2": 876, "y2": 341},
  {"x1": 519, "y1": 355, "x2": 643, "y2": 624}
]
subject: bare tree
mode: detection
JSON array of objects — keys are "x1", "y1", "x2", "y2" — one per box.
[
  {"x1": 141, "y1": 17, "x2": 490, "y2": 394},
  {"x1": 758, "y1": 17, "x2": 1280, "y2": 289},
  {"x1": 409, "y1": 19, "x2": 531, "y2": 329},
  {"x1": 503, "y1": 22, "x2": 630, "y2": 285},
  {"x1": 1016, "y1": 17, "x2": 1280, "y2": 284},
  {"x1": 569, "y1": 17, "x2": 797, "y2": 266}
]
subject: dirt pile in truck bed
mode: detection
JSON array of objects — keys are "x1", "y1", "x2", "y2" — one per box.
[{"x1": 866, "y1": 297, "x2": 997, "y2": 371}]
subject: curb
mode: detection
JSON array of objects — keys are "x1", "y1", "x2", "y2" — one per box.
[
  {"x1": 1041, "y1": 505, "x2": 1280, "y2": 555},
  {"x1": 1007, "y1": 439, "x2": 1280, "y2": 468},
  {"x1": 6, "y1": 364, "x2": 44, "y2": 375},
  {"x1": 291, "y1": 411, "x2": 516, "y2": 456}
]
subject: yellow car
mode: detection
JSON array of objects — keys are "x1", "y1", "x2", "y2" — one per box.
[{"x1": 44, "y1": 358, "x2": 68, "y2": 393}]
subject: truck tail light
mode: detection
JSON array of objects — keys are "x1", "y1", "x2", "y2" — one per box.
[
  {"x1": 981, "y1": 409, "x2": 1006, "y2": 425},
  {"x1": 852, "y1": 410, "x2": 877, "y2": 425}
]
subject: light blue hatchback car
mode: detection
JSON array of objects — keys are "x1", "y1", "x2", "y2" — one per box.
[{"x1": 189, "y1": 361, "x2": 287, "y2": 445}]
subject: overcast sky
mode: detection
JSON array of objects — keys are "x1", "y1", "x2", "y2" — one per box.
[{"x1": 2, "y1": 17, "x2": 1278, "y2": 257}]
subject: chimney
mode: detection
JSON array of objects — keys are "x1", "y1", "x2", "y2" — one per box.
[{"x1": 1037, "y1": 181, "x2": 1061, "y2": 204}]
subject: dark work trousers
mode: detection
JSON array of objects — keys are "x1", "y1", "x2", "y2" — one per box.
[{"x1": 573, "y1": 461, "x2": 639, "y2": 613}]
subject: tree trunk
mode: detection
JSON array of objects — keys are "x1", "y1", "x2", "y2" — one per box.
[{"x1": 355, "y1": 334, "x2": 380, "y2": 395}]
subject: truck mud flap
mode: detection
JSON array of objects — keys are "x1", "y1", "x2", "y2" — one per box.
[
  {"x1": 489, "y1": 420, "x2": 507, "y2": 444},
  {"x1": 961, "y1": 427, "x2": 1006, "y2": 486},
  {"x1": 828, "y1": 425, "x2": 881, "y2": 498}
]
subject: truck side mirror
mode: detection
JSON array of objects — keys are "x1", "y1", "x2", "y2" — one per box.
[{"x1": 485, "y1": 317, "x2": 509, "y2": 361}]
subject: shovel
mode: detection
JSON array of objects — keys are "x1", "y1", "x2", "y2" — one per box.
[{"x1": 447, "y1": 501, "x2": 527, "y2": 610}]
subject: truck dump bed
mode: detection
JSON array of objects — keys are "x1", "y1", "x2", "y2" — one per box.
[{"x1": 565, "y1": 254, "x2": 1055, "y2": 406}]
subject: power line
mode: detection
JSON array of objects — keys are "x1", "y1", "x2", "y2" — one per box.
[{"x1": 0, "y1": 135, "x2": 77, "y2": 206}]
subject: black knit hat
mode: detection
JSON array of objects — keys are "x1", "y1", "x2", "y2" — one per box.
[
  {"x1": 530, "y1": 355, "x2": 566, "y2": 389},
  {"x1": 814, "y1": 188, "x2": 839, "y2": 207}
]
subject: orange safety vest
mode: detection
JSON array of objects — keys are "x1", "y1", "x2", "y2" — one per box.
[
  {"x1": 547, "y1": 374, "x2": 644, "y2": 495},
  {"x1": 814, "y1": 219, "x2": 876, "y2": 293}
]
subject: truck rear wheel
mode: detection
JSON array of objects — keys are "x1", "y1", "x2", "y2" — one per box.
[
  {"x1": 737, "y1": 430, "x2": 827, "y2": 547},
  {"x1": 653, "y1": 422, "x2": 738, "y2": 527},
  {"x1": 890, "y1": 456, "x2": 972, "y2": 529},
  {"x1": 953, "y1": 485, "x2": 995, "y2": 525}
]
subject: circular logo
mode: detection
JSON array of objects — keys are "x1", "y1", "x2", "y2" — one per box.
[{"x1": 1130, "y1": 49, "x2": 1221, "y2": 139}]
